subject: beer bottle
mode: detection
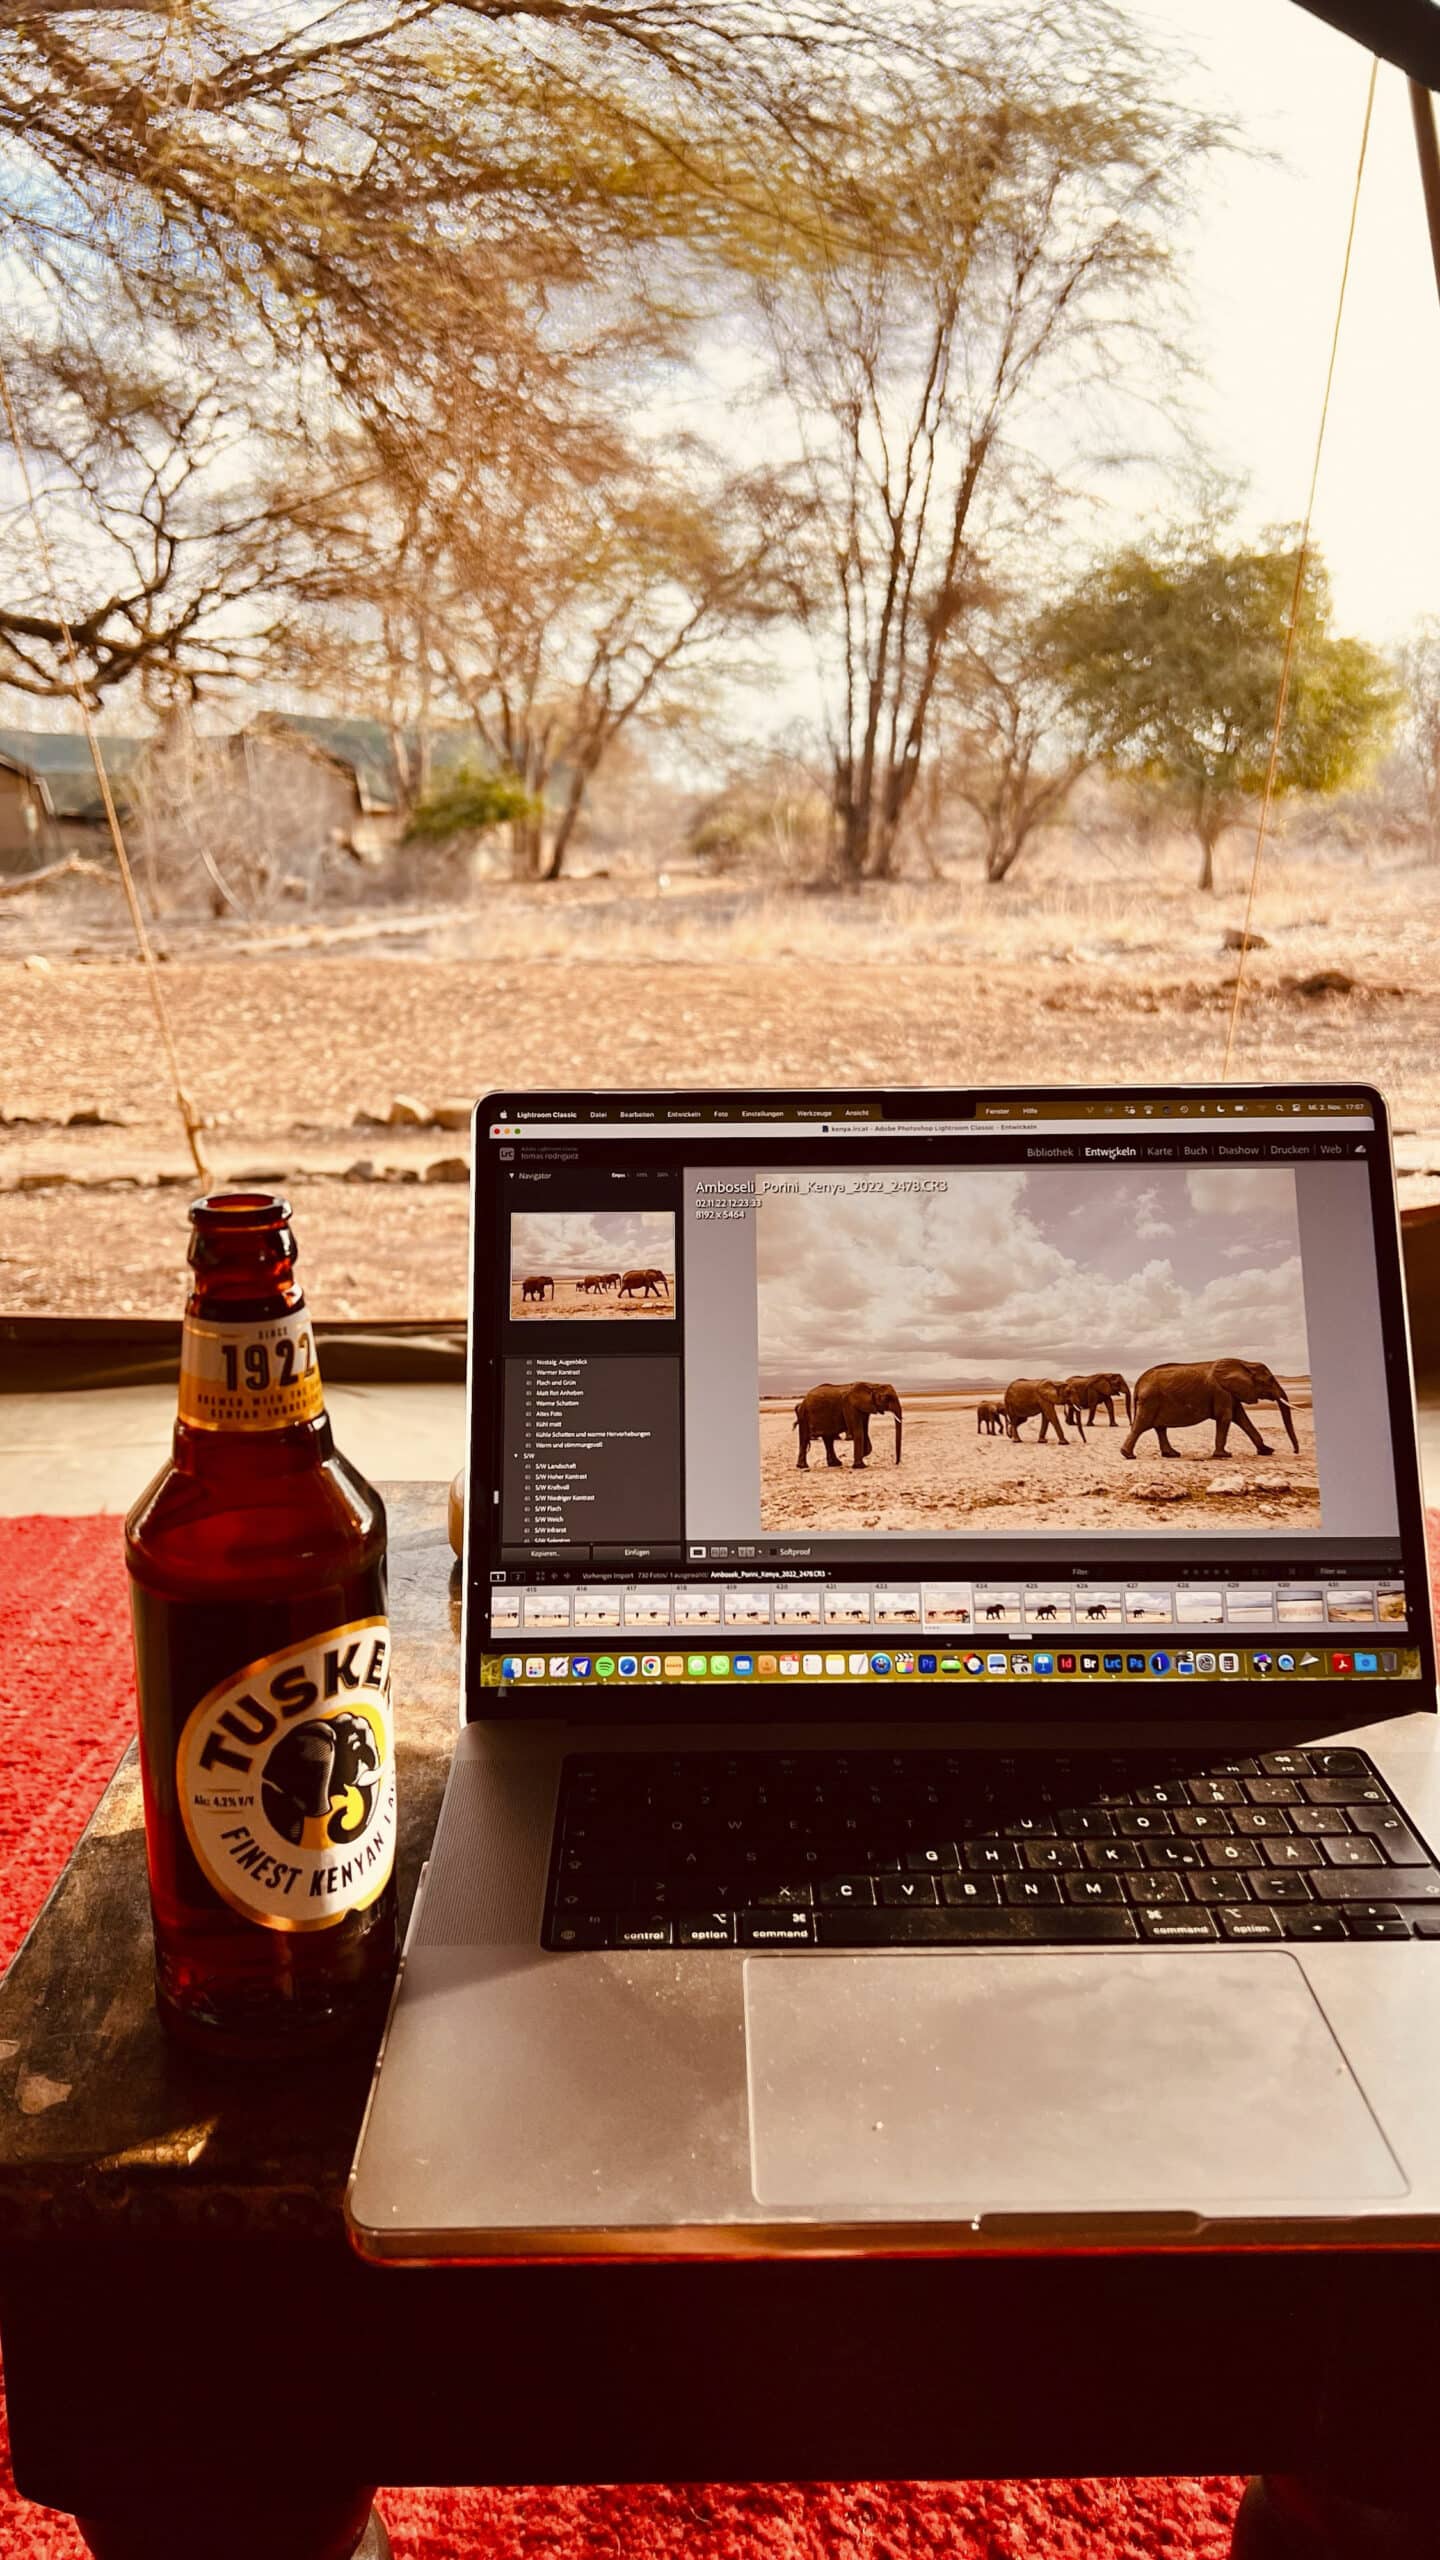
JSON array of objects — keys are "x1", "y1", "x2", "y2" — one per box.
[{"x1": 126, "y1": 1192, "x2": 398, "y2": 2057}]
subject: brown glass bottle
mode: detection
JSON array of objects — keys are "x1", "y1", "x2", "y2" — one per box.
[{"x1": 126, "y1": 1193, "x2": 397, "y2": 2058}]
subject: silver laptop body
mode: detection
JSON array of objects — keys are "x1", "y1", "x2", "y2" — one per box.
[{"x1": 349, "y1": 1081, "x2": 1440, "y2": 2259}]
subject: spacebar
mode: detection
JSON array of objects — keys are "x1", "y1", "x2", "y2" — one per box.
[{"x1": 814, "y1": 1907, "x2": 1139, "y2": 1947}]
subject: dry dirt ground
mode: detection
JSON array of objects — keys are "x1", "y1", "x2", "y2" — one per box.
[
  {"x1": 508, "y1": 1273, "x2": 674, "y2": 1321},
  {"x1": 758, "y1": 1390, "x2": 1322, "y2": 1535},
  {"x1": 3, "y1": 856, "x2": 1439, "y2": 1320}
]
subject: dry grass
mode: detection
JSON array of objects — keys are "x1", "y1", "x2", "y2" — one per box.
[
  {"x1": 411, "y1": 835, "x2": 1440, "y2": 974},
  {"x1": 16, "y1": 829, "x2": 1440, "y2": 972},
  {"x1": 2, "y1": 833, "x2": 1439, "y2": 1319},
  {"x1": 365, "y1": 848, "x2": 1440, "y2": 978}
]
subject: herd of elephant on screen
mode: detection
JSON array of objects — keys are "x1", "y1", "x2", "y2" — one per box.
[
  {"x1": 791, "y1": 1360, "x2": 1303, "y2": 1471},
  {"x1": 518, "y1": 1267, "x2": 671, "y2": 1302}
]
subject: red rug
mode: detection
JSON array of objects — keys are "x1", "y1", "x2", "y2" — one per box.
[{"x1": 21, "y1": 1512, "x2": 1432, "y2": 2558}]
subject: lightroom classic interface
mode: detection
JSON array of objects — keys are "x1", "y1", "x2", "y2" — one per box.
[{"x1": 470, "y1": 1089, "x2": 1429, "y2": 1699}]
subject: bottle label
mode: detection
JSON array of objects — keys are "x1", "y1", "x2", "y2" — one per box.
[
  {"x1": 176, "y1": 1619, "x2": 397, "y2": 1932},
  {"x1": 178, "y1": 1308, "x2": 324, "y2": 1432}
]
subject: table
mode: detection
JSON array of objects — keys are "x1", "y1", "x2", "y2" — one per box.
[{"x1": 2, "y1": 1484, "x2": 1437, "y2": 2560}]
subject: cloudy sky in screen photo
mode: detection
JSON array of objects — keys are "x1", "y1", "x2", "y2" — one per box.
[
  {"x1": 509, "y1": 1208, "x2": 674, "y2": 1279},
  {"x1": 755, "y1": 1165, "x2": 1310, "y2": 1394}
]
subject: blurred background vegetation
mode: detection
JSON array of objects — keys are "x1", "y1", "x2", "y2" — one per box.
[{"x1": 2, "y1": 0, "x2": 1432, "y2": 914}]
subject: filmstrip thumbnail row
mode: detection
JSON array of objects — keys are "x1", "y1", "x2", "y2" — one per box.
[{"x1": 491, "y1": 1580, "x2": 1408, "y2": 1635}]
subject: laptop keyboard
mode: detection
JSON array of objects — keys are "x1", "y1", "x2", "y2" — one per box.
[{"x1": 543, "y1": 1746, "x2": 1440, "y2": 1951}]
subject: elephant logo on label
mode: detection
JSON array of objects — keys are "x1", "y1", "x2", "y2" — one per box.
[{"x1": 261, "y1": 1711, "x2": 383, "y2": 1850}]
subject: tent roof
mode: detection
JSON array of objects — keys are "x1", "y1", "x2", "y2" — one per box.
[
  {"x1": 242, "y1": 714, "x2": 483, "y2": 813},
  {"x1": 1292, "y1": 1, "x2": 1440, "y2": 88},
  {"x1": 259, "y1": 715, "x2": 402, "y2": 814},
  {"x1": 0, "y1": 730, "x2": 143, "y2": 821}
]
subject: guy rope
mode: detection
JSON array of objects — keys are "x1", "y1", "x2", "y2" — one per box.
[
  {"x1": 0, "y1": 347, "x2": 209, "y2": 1181},
  {"x1": 1221, "y1": 57, "x2": 1378, "y2": 1076}
]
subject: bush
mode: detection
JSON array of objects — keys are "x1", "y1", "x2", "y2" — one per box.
[
  {"x1": 687, "y1": 775, "x2": 831, "y2": 879},
  {"x1": 403, "y1": 764, "x2": 536, "y2": 844}
]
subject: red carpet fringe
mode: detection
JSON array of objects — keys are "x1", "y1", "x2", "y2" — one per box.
[{"x1": 21, "y1": 1509, "x2": 1429, "y2": 2555}]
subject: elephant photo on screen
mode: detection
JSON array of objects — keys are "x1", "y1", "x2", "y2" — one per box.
[
  {"x1": 512, "y1": 1212, "x2": 673, "y2": 1321},
  {"x1": 794, "y1": 1381, "x2": 903, "y2": 1470},
  {"x1": 1121, "y1": 1358, "x2": 1301, "y2": 1460},
  {"x1": 975, "y1": 1400, "x2": 1007, "y2": 1435},
  {"x1": 1062, "y1": 1371, "x2": 1132, "y2": 1427},
  {"x1": 1003, "y1": 1378, "x2": 1083, "y2": 1444}
]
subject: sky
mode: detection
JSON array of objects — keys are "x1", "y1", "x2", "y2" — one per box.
[
  {"x1": 1137, "y1": 0, "x2": 1440, "y2": 647},
  {"x1": 509, "y1": 1208, "x2": 674, "y2": 1278},
  {"x1": 754, "y1": 1163, "x2": 1310, "y2": 1392}
]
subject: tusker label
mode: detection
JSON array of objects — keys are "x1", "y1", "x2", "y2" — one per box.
[
  {"x1": 178, "y1": 1308, "x2": 324, "y2": 1432},
  {"x1": 177, "y1": 1619, "x2": 396, "y2": 1932}
]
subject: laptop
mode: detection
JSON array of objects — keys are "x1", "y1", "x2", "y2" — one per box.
[{"x1": 348, "y1": 1079, "x2": 1440, "y2": 2257}]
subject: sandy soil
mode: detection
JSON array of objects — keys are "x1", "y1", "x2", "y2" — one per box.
[
  {"x1": 508, "y1": 1272, "x2": 674, "y2": 1320},
  {"x1": 3, "y1": 859, "x2": 1439, "y2": 1319},
  {"x1": 758, "y1": 1390, "x2": 1322, "y2": 1534},
  {"x1": 0, "y1": 1172, "x2": 473, "y2": 1321}
]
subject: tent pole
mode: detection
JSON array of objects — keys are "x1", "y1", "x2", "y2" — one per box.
[{"x1": 1411, "y1": 78, "x2": 1440, "y2": 311}]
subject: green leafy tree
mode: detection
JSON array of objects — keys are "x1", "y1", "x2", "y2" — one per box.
[{"x1": 1040, "y1": 533, "x2": 1399, "y2": 891}]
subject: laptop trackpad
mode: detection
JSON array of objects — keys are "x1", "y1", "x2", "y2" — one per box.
[{"x1": 745, "y1": 1952, "x2": 1405, "y2": 2212}]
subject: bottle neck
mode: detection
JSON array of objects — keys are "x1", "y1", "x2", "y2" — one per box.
[
  {"x1": 172, "y1": 1405, "x2": 335, "y2": 1476},
  {"x1": 178, "y1": 1288, "x2": 329, "y2": 1447},
  {"x1": 176, "y1": 1192, "x2": 330, "y2": 1461}
]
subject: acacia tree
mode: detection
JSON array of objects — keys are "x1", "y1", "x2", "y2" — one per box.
[
  {"x1": 1, "y1": 0, "x2": 874, "y2": 714},
  {"x1": 273, "y1": 410, "x2": 800, "y2": 878},
  {"x1": 935, "y1": 605, "x2": 1096, "y2": 882},
  {"x1": 0, "y1": 323, "x2": 300, "y2": 708},
  {"x1": 453, "y1": 461, "x2": 802, "y2": 880},
  {"x1": 1040, "y1": 532, "x2": 1399, "y2": 891},
  {"x1": 751, "y1": 0, "x2": 1220, "y2": 884},
  {"x1": 258, "y1": 443, "x2": 457, "y2": 823},
  {"x1": 1397, "y1": 620, "x2": 1440, "y2": 860},
  {"x1": 2, "y1": 1, "x2": 869, "y2": 378}
]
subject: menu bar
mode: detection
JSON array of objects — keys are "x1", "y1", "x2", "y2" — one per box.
[
  {"x1": 975, "y1": 1098, "x2": 1373, "y2": 1122},
  {"x1": 487, "y1": 1095, "x2": 1372, "y2": 1125},
  {"x1": 493, "y1": 1115, "x2": 1373, "y2": 1141}
]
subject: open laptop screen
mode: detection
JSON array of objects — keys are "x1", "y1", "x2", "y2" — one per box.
[{"x1": 466, "y1": 1085, "x2": 1433, "y2": 1716}]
